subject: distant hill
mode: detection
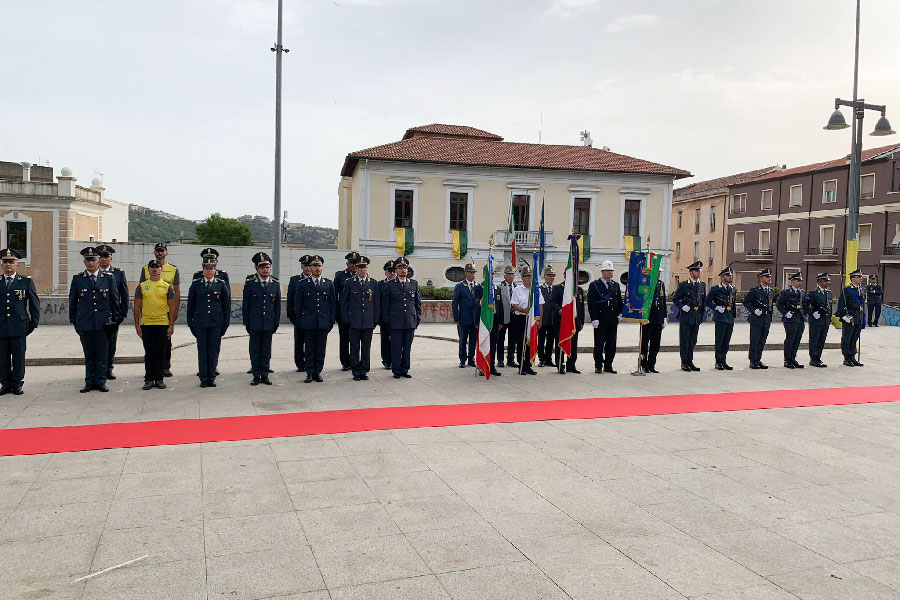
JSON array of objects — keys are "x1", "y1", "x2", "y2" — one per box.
[{"x1": 128, "y1": 206, "x2": 337, "y2": 248}]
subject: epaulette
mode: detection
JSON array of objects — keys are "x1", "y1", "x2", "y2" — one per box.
[
  {"x1": 99, "y1": 271, "x2": 111, "y2": 277},
  {"x1": 113, "y1": 267, "x2": 123, "y2": 272},
  {"x1": 192, "y1": 276, "x2": 203, "y2": 282},
  {"x1": 25, "y1": 275, "x2": 32, "y2": 279},
  {"x1": 271, "y1": 276, "x2": 280, "y2": 282},
  {"x1": 219, "y1": 269, "x2": 227, "y2": 273},
  {"x1": 322, "y1": 277, "x2": 330, "y2": 282},
  {"x1": 246, "y1": 274, "x2": 255, "y2": 280}
]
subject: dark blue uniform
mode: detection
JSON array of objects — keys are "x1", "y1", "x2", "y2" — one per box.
[
  {"x1": 69, "y1": 270, "x2": 120, "y2": 388},
  {"x1": 378, "y1": 278, "x2": 393, "y2": 368},
  {"x1": 777, "y1": 286, "x2": 806, "y2": 366},
  {"x1": 587, "y1": 278, "x2": 623, "y2": 371},
  {"x1": 286, "y1": 274, "x2": 308, "y2": 372},
  {"x1": 865, "y1": 283, "x2": 882, "y2": 326},
  {"x1": 101, "y1": 266, "x2": 129, "y2": 378},
  {"x1": 381, "y1": 278, "x2": 422, "y2": 377},
  {"x1": 451, "y1": 280, "x2": 482, "y2": 366},
  {"x1": 672, "y1": 279, "x2": 706, "y2": 366},
  {"x1": 743, "y1": 284, "x2": 774, "y2": 365},
  {"x1": 296, "y1": 276, "x2": 337, "y2": 378},
  {"x1": 803, "y1": 285, "x2": 832, "y2": 364},
  {"x1": 187, "y1": 277, "x2": 230, "y2": 384},
  {"x1": 333, "y1": 268, "x2": 354, "y2": 369},
  {"x1": 706, "y1": 283, "x2": 736, "y2": 364},
  {"x1": 340, "y1": 275, "x2": 380, "y2": 377},
  {"x1": 837, "y1": 284, "x2": 865, "y2": 362},
  {"x1": 192, "y1": 269, "x2": 229, "y2": 285},
  {"x1": 0, "y1": 274, "x2": 40, "y2": 393},
  {"x1": 242, "y1": 274, "x2": 281, "y2": 378},
  {"x1": 640, "y1": 282, "x2": 667, "y2": 371}
]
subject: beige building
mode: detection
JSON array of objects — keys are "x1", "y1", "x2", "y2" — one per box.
[
  {"x1": 338, "y1": 124, "x2": 690, "y2": 286},
  {"x1": 671, "y1": 167, "x2": 777, "y2": 289},
  {"x1": 0, "y1": 161, "x2": 128, "y2": 293}
]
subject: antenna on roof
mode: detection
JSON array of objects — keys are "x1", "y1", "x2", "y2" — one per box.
[
  {"x1": 579, "y1": 130, "x2": 593, "y2": 147},
  {"x1": 93, "y1": 169, "x2": 104, "y2": 182}
]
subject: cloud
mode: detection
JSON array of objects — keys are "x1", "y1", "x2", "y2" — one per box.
[
  {"x1": 546, "y1": 0, "x2": 601, "y2": 18},
  {"x1": 603, "y1": 14, "x2": 660, "y2": 33}
]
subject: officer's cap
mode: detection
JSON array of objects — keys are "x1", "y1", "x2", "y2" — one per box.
[
  {"x1": 503, "y1": 264, "x2": 516, "y2": 274},
  {"x1": 849, "y1": 268, "x2": 863, "y2": 277},
  {"x1": 464, "y1": 263, "x2": 477, "y2": 273},
  {"x1": 789, "y1": 272, "x2": 803, "y2": 282},
  {"x1": 308, "y1": 255, "x2": 324, "y2": 267},
  {"x1": 0, "y1": 249, "x2": 22, "y2": 261},
  {"x1": 542, "y1": 265, "x2": 556, "y2": 276},
  {"x1": 718, "y1": 265, "x2": 734, "y2": 277},
  {"x1": 355, "y1": 255, "x2": 371, "y2": 267},
  {"x1": 815, "y1": 272, "x2": 831, "y2": 281},
  {"x1": 383, "y1": 260, "x2": 395, "y2": 272},
  {"x1": 200, "y1": 247, "x2": 219, "y2": 259},
  {"x1": 519, "y1": 265, "x2": 533, "y2": 277},
  {"x1": 687, "y1": 260, "x2": 704, "y2": 271},
  {"x1": 870, "y1": 274, "x2": 878, "y2": 280},
  {"x1": 299, "y1": 254, "x2": 311, "y2": 266},
  {"x1": 202, "y1": 260, "x2": 217, "y2": 269},
  {"x1": 80, "y1": 246, "x2": 99, "y2": 259},
  {"x1": 154, "y1": 242, "x2": 167, "y2": 251},
  {"x1": 758, "y1": 268, "x2": 772, "y2": 278},
  {"x1": 394, "y1": 257, "x2": 410, "y2": 268},
  {"x1": 345, "y1": 251, "x2": 361, "y2": 262},
  {"x1": 147, "y1": 259, "x2": 162, "y2": 269},
  {"x1": 252, "y1": 252, "x2": 272, "y2": 267},
  {"x1": 96, "y1": 244, "x2": 115, "y2": 256}
]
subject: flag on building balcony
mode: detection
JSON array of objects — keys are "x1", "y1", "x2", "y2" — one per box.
[
  {"x1": 624, "y1": 235, "x2": 641, "y2": 256},
  {"x1": 451, "y1": 230, "x2": 467, "y2": 260},
  {"x1": 576, "y1": 234, "x2": 591, "y2": 262},
  {"x1": 538, "y1": 198, "x2": 546, "y2": 276},
  {"x1": 476, "y1": 256, "x2": 495, "y2": 379},
  {"x1": 621, "y1": 250, "x2": 661, "y2": 322},
  {"x1": 395, "y1": 227, "x2": 414, "y2": 256},
  {"x1": 526, "y1": 251, "x2": 541, "y2": 365},
  {"x1": 558, "y1": 236, "x2": 578, "y2": 356}
]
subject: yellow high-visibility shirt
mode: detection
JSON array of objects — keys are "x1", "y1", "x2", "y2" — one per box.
[{"x1": 135, "y1": 279, "x2": 174, "y2": 325}]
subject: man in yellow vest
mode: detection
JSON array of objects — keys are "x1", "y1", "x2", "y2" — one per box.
[
  {"x1": 134, "y1": 260, "x2": 177, "y2": 389},
  {"x1": 139, "y1": 242, "x2": 180, "y2": 377}
]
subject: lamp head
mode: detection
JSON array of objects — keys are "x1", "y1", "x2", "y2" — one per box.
[
  {"x1": 823, "y1": 109, "x2": 850, "y2": 131},
  {"x1": 870, "y1": 115, "x2": 896, "y2": 136}
]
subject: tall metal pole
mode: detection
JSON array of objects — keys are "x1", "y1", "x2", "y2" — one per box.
[
  {"x1": 845, "y1": 0, "x2": 861, "y2": 284},
  {"x1": 271, "y1": 0, "x2": 288, "y2": 277}
]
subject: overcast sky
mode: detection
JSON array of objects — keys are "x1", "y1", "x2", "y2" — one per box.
[{"x1": 2, "y1": 0, "x2": 899, "y2": 228}]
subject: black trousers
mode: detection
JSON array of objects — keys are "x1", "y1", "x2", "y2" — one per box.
[
  {"x1": 496, "y1": 320, "x2": 510, "y2": 364},
  {"x1": 338, "y1": 322, "x2": 351, "y2": 368},
  {"x1": 104, "y1": 323, "x2": 120, "y2": 375},
  {"x1": 749, "y1": 323, "x2": 770, "y2": 363},
  {"x1": 141, "y1": 325, "x2": 167, "y2": 383},
  {"x1": 867, "y1": 303, "x2": 882, "y2": 326},
  {"x1": 380, "y1": 324, "x2": 391, "y2": 367},
  {"x1": 783, "y1": 322, "x2": 805, "y2": 361},
  {"x1": 713, "y1": 321, "x2": 733, "y2": 362},
  {"x1": 349, "y1": 328, "x2": 374, "y2": 376},
  {"x1": 508, "y1": 314, "x2": 525, "y2": 364},
  {"x1": 538, "y1": 325, "x2": 558, "y2": 364},
  {"x1": 303, "y1": 328, "x2": 329, "y2": 375},
  {"x1": 249, "y1": 330, "x2": 274, "y2": 377},
  {"x1": 678, "y1": 321, "x2": 699, "y2": 362},
  {"x1": 841, "y1": 322, "x2": 862, "y2": 358},
  {"x1": 293, "y1": 324, "x2": 305, "y2": 371},
  {"x1": 458, "y1": 324, "x2": 477, "y2": 363},
  {"x1": 555, "y1": 330, "x2": 580, "y2": 370},
  {"x1": 641, "y1": 322, "x2": 663, "y2": 367},
  {"x1": 808, "y1": 323, "x2": 829, "y2": 360},
  {"x1": 165, "y1": 338, "x2": 172, "y2": 370},
  {"x1": 79, "y1": 329, "x2": 109, "y2": 386},
  {"x1": 391, "y1": 328, "x2": 415, "y2": 375},
  {"x1": 593, "y1": 321, "x2": 618, "y2": 369},
  {"x1": 0, "y1": 335, "x2": 26, "y2": 388},
  {"x1": 195, "y1": 326, "x2": 222, "y2": 382}
]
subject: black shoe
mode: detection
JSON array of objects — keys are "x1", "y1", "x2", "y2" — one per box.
[
  {"x1": 208, "y1": 380, "x2": 217, "y2": 387},
  {"x1": 646, "y1": 366, "x2": 659, "y2": 373},
  {"x1": 524, "y1": 368, "x2": 537, "y2": 375},
  {"x1": 106, "y1": 373, "x2": 116, "y2": 380},
  {"x1": 142, "y1": 381, "x2": 153, "y2": 390},
  {"x1": 792, "y1": 360, "x2": 804, "y2": 369},
  {"x1": 0, "y1": 387, "x2": 8, "y2": 396},
  {"x1": 681, "y1": 363, "x2": 692, "y2": 372},
  {"x1": 383, "y1": 363, "x2": 391, "y2": 370},
  {"x1": 507, "y1": 361, "x2": 520, "y2": 369},
  {"x1": 200, "y1": 380, "x2": 208, "y2": 388},
  {"x1": 604, "y1": 367, "x2": 617, "y2": 374},
  {"x1": 538, "y1": 361, "x2": 547, "y2": 367},
  {"x1": 251, "y1": 377, "x2": 261, "y2": 385},
  {"x1": 154, "y1": 381, "x2": 166, "y2": 390},
  {"x1": 566, "y1": 368, "x2": 581, "y2": 374},
  {"x1": 843, "y1": 359, "x2": 855, "y2": 367},
  {"x1": 722, "y1": 362, "x2": 733, "y2": 371},
  {"x1": 556, "y1": 369, "x2": 566, "y2": 375},
  {"x1": 459, "y1": 362, "x2": 466, "y2": 368},
  {"x1": 163, "y1": 370, "x2": 173, "y2": 377},
  {"x1": 689, "y1": 362, "x2": 700, "y2": 372},
  {"x1": 268, "y1": 369, "x2": 274, "y2": 373},
  {"x1": 784, "y1": 361, "x2": 795, "y2": 369},
  {"x1": 810, "y1": 360, "x2": 827, "y2": 368},
  {"x1": 96, "y1": 384, "x2": 109, "y2": 392},
  {"x1": 353, "y1": 375, "x2": 361, "y2": 381},
  {"x1": 342, "y1": 366, "x2": 350, "y2": 372},
  {"x1": 401, "y1": 373, "x2": 412, "y2": 378},
  {"x1": 80, "y1": 385, "x2": 92, "y2": 393},
  {"x1": 851, "y1": 358, "x2": 864, "y2": 367},
  {"x1": 393, "y1": 374, "x2": 402, "y2": 379},
  {"x1": 313, "y1": 373, "x2": 323, "y2": 382},
  {"x1": 12, "y1": 387, "x2": 23, "y2": 395},
  {"x1": 497, "y1": 362, "x2": 505, "y2": 368},
  {"x1": 247, "y1": 370, "x2": 253, "y2": 374},
  {"x1": 477, "y1": 370, "x2": 484, "y2": 377},
  {"x1": 490, "y1": 369, "x2": 502, "y2": 376},
  {"x1": 360, "y1": 374, "x2": 369, "y2": 381},
  {"x1": 304, "y1": 375, "x2": 313, "y2": 383},
  {"x1": 758, "y1": 362, "x2": 769, "y2": 369},
  {"x1": 261, "y1": 376, "x2": 272, "y2": 385},
  {"x1": 215, "y1": 370, "x2": 220, "y2": 376},
  {"x1": 715, "y1": 362, "x2": 725, "y2": 370},
  {"x1": 467, "y1": 361, "x2": 477, "y2": 368},
  {"x1": 595, "y1": 367, "x2": 603, "y2": 374}
]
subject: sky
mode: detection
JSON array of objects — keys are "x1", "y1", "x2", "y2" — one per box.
[{"x1": 2, "y1": 0, "x2": 899, "y2": 228}]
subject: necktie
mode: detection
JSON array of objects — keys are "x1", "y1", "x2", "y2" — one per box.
[
  {"x1": 90, "y1": 274, "x2": 96, "y2": 285},
  {"x1": 206, "y1": 281, "x2": 211, "y2": 291}
]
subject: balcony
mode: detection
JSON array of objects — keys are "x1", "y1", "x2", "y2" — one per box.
[
  {"x1": 745, "y1": 248, "x2": 774, "y2": 262},
  {"x1": 804, "y1": 247, "x2": 839, "y2": 263},
  {"x1": 884, "y1": 246, "x2": 900, "y2": 255},
  {"x1": 882, "y1": 246, "x2": 900, "y2": 264},
  {"x1": 494, "y1": 230, "x2": 554, "y2": 248}
]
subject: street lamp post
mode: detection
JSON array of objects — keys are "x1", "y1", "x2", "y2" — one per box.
[{"x1": 271, "y1": 0, "x2": 289, "y2": 277}]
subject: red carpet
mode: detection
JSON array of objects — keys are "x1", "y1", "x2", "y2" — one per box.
[{"x1": 1, "y1": 385, "x2": 898, "y2": 456}]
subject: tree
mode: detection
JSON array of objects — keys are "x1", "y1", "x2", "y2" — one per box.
[{"x1": 195, "y1": 213, "x2": 253, "y2": 246}]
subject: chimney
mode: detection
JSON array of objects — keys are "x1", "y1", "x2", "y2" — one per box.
[{"x1": 20, "y1": 162, "x2": 31, "y2": 182}]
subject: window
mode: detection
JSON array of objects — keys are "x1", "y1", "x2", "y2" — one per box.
[
  {"x1": 6, "y1": 222, "x2": 27, "y2": 258},
  {"x1": 677, "y1": 211, "x2": 683, "y2": 229},
  {"x1": 394, "y1": 189, "x2": 413, "y2": 228},
  {"x1": 573, "y1": 197, "x2": 591, "y2": 235},
  {"x1": 449, "y1": 192, "x2": 467, "y2": 231},
  {"x1": 694, "y1": 208, "x2": 701, "y2": 234},
  {"x1": 710, "y1": 207, "x2": 716, "y2": 232},
  {"x1": 708, "y1": 241, "x2": 715, "y2": 267},
  {"x1": 859, "y1": 223, "x2": 872, "y2": 251},
  {"x1": 731, "y1": 194, "x2": 747, "y2": 214},
  {"x1": 789, "y1": 185, "x2": 802, "y2": 207},
  {"x1": 512, "y1": 194, "x2": 529, "y2": 231},
  {"x1": 820, "y1": 225, "x2": 835, "y2": 251},
  {"x1": 759, "y1": 229, "x2": 771, "y2": 251},
  {"x1": 734, "y1": 231, "x2": 745, "y2": 253},
  {"x1": 675, "y1": 242, "x2": 681, "y2": 259},
  {"x1": 761, "y1": 189, "x2": 773, "y2": 210},
  {"x1": 787, "y1": 228, "x2": 800, "y2": 252},
  {"x1": 444, "y1": 266, "x2": 465, "y2": 283},
  {"x1": 861, "y1": 173, "x2": 875, "y2": 199},
  {"x1": 693, "y1": 241, "x2": 699, "y2": 261},
  {"x1": 823, "y1": 179, "x2": 837, "y2": 204},
  {"x1": 624, "y1": 199, "x2": 641, "y2": 236},
  {"x1": 674, "y1": 275, "x2": 680, "y2": 284}
]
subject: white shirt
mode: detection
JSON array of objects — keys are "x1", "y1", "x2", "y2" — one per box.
[{"x1": 511, "y1": 283, "x2": 544, "y2": 315}]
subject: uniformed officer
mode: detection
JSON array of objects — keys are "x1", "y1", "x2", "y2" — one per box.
[
  {"x1": 242, "y1": 252, "x2": 280, "y2": 384},
  {"x1": 193, "y1": 247, "x2": 229, "y2": 284},
  {"x1": 297, "y1": 255, "x2": 336, "y2": 382},
  {"x1": 538, "y1": 265, "x2": 561, "y2": 367},
  {"x1": 451, "y1": 263, "x2": 481, "y2": 368},
  {"x1": 672, "y1": 260, "x2": 706, "y2": 372},
  {"x1": 69, "y1": 246, "x2": 119, "y2": 392},
  {"x1": 381, "y1": 257, "x2": 422, "y2": 378},
  {"x1": 340, "y1": 255, "x2": 380, "y2": 381},
  {"x1": 333, "y1": 251, "x2": 360, "y2": 372},
  {"x1": 743, "y1": 268, "x2": 775, "y2": 369},
  {"x1": 706, "y1": 265, "x2": 737, "y2": 370},
  {"x1": 803, "y1": 272, "x2": 833, "y2": 367},
  {"x1": 0, "y1": 249, "x2": 39, "y2": 395},
  {"x1": 777, "y1": 273, "x2": 806, "y2": 369},
  {"x1": 95, "y1": 244, "x2": 128, "y2": 380},
  {"x1": 494, "y1": 265, "x2": 517, "y2": 368},
  {"x1": 510, "y1": 266, "x2": 540, "y2": 375},
  {"x1": 286, "y1": 254, "x2": 311, "y2": 372},
  {"x1": 837, "y1": 268, "x2": 866, "y2": 367},
  {"x1": 640, "y1": 280, "x2": 667, "y2": 373},
  {"x1": 187, "y1": 261, "x2": 231, "y2": 387},
  {"x1": 553, "y1": 278, "x2": 585, "y2": 374},
  {"x1": 865, "y1": 274, "x2": 883, "y2": 326},
  {"x1": 140, "y1": 242, "x2": 180, "y2": 377},
  {"x1": 378, "y1": 260, "x2": 396, "y2": 369},
  {"x1": 588, "y1": 260, "x2": 623, "y2": 374}
]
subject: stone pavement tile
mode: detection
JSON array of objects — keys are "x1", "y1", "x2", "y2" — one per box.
[
  {"x1": 391, "y1": 426, "x2": 461, "y2": 445},
  {"x1": 330, "y1": 575, "x2": 451, "y2": 600},
  {"x1": 0, "y1": 531, "x2": 99, "y2": 585},
  {"x1": 580, "y1": 503, "x2": 684, "y2": 541},
  {"x1": 278, "y1": 456, "x2": 358, "y2": 484},
  {"x1": 0, "y1": 454, "x2": 50, "y2": 484},
  {"x1": 482, "y1": 507, "x2": 585, "y2": 545},
  {"x1": 436, "y1": 561, "x2": 569, "y2": 600},
  {"x1": 0, "y1": 499, "x2": 110, "y2": 541},
  {"x1": 270, "y1": 436, "x2": 342, "y2": 462},
  {"x1": 718, "y1": 464, "x2": 817, "y2": 494},
  {"x1": 622, "y1": 451, "x2": 701, "y2": 476},
  {"x1": 548, "y1": 419, "x2": 628, "y2": 441},
  {"x1": 644, "y1": 497, "x2": 757, "y2": 537},
  {"x1": 203, "y1": 484, "x2": 293, "y2": 519},
  {"x1": 266, "y1": 592, "x2": 330, "y2": 600},
  {"x1": 0, "y1": 481, "x2": 29, "y2": 510},
  {"x1": 650, "y1": 413, "x2": 719, "y2": 434},
  {"x1": 556, "y1": 448, "x2": 651, "y2": 481},
  {"x1": 287, "y1": 477, "x2": 377, "y2": 510},
  {"x1": 449, "y1": 477, "x2": 552, "y2": 515},
  {"x1": 686, "y1": 428, "x2": 760, "y2": 448},
  {"x1": 202, "y1": 442, "x2": 276, "y2": 463},
  {"x1": 6, "y1": 577, "x2": 85, "y2": 600},
  {"x1": 105, "y1": 492, "x2": 202, "y2": 530},
  {"x1": 598, "y1": 474, "x2": 701, "y2": 507},
  {"x1": 640, "y1": 430, "x2": 712, "y2": 452},
  {"x1": 298, "y1": 502, "x2": 400, "y2": 542},
  {"x1": 499, "y1": 420, "x2": 582, "y2": 443},
  {"x1": 767, "y1": 564, "x2": 900, "y2": 600},
  {"x1": 406, "y1": 521, "x2": 524, "y2": 574},
  {"x1": 123, "y1": 445, "x2": 202, "y2": 474},
  {"x1": 693, "y1": 526, "x2": 835, "y2": 576},
  {"x1": 334, "y1": 432, "x2": 407, "y2": 456},
  {"x1": 605, "y1": 417, "x2": 676, "y2": 438},
  {"x1": 444, "y1": 423, "x2": 520, "y2": 442},
  {"x1": 729, "y1": 445, "x2": 861, "y2": 486},
  {"x1": 40, "y1": 448, "x2": 127, "y2": 481},
  {"x1": 586, "y1": 434, "x2": 662, "y2": 455},
  {"x1": 611, "y1": 532, "x2": 766, "y2": 597},
  {"x1": 837, "y1": 511, "x2": 900, "y2": 549},
  {"x1": 771, "y1": 485, "x2": 881, "y2": 524},
  {"x1": 382, "y1": 493, "x2": 481, "y2": 533},
  {"x1": 115, "y1": 468, "x2": 201, "y2": 499},
  {"x1": 663, "y1": 468, "x2": 759, "y2": 500},
  {"x1": 348, "y1": 450, "x2": 429, "y2": 477},
  {"x1": 94, "y1": 518, "x2": 204, "y2": 567},
  {"x1": 202, "y1": 460, "x2": 284, "y2": 491},
  {"x1": 206, "y1": 547, "x2": 325, "y2": 600},
  {"x1": 712, "y1": 491, "x2": 805, "y2": 529},
  {"x1": 204, "y1": 512, "x2": 306, "y2": 557},
  {"x1": 831, "y1": 479, "x2": 900, "y2": 512},
  {"x1": 846, "y1": 555, "x2": 900, "y2": 593},
  {"x1": 365, "y1": 471, "x2": 454, "y2": 502},
  {"x1": 407, "y1": 442, "x2": 508, "y2": 482},
  {"x1": 816, "y1": 434, "x2": 897, "y2": 458},
  {"x1": 772, "y1": 519, "x2": 900, "y2": 563},
  {"x1": 311, "y1": 534, "x2": 429, "y2": 588},
  {"x1": 674, "y1": 447, "x2": 758, "y2": 470},
  {"x1": 81, "y1": 558, "x2": 206, "y2": 600},
  {"x1": 690, "y1": 583, "x2": 805, "y2": 599}
]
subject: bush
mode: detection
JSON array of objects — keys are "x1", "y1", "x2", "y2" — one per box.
[{"x1": 419, "y1": 285, "x2": 454, "y2": 300}]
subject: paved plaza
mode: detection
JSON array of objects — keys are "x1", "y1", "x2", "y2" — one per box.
[{"x1": 1, "y1": 323, "x2": 899, "y2": 599}]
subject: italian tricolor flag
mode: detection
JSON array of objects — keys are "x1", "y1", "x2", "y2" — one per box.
[
  {"x1": 558, "y1": 237, "x2": 577, "y2": 356},
  {"x1": 526, "y1": 251, "x2": 541, "y2": 365},
  {"x1": 476, "y1": 257, "x2": 494, "y2": 379}
]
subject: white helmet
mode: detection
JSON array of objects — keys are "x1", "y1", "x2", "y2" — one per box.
[{"x1": 601, "y1": 260, "x2": 614, "y2": 271}]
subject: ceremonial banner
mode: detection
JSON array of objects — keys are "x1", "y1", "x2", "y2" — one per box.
[
  {"x1": 622, "y1": 250, "x2": 661, "y2": 322},
  {"x1": 558, "y1": 236, "x2": 577, "y2": 356},
  {"x1": 476, "y1": 256, "x2": 495, "y2": 379},
  {"x1": 576, "y1": 234, "x2": 591, "y2": 262},
  {"x1": 451, "y1": 230, "x2": 467, "y2": 260},
  {"x1": 538, "y1": 200, "x2": 546, "y2": 276},
  {"x1": 624, "y1": 235, "x2": 641, "y2": 256},
  {"x1": 526, "y1": 251, "x2": 541, "y2": 364},
  {"x1": 395, "y1": 227, "x2": 414, "y2": 255}
]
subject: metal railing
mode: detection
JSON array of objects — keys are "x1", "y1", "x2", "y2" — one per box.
[
  {"x1": 746, "y1": 248, "x2": 773, "y2": 257},
  {"x1": 494, "y1": 230, "x2": 554, "y2": 247},
  {"x1": 884, "y1": 246, "x2": 900, "y2": 255},
  {"x1": 806, "y1": 247, "x2": 837, "y2": 256}
]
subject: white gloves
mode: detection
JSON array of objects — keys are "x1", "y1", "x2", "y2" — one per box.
[
  {"x1": 754, "y1": 309, "x2": 763, "y2": 317},
  {"x1": 842, "y1": 315, "x2": 852, "y2": 323},
  {"x1": 785, "y1": 311, "x2": 793, "y2": 319},
  {"x1": 681, "y1": 305, "x2": 690, "y2": 313},
  {"x1": 813, "y1": 311, "x2": 821, "y2": 320},
  {"x1": 591, "y1": 320, "x2": 599, "y2": 328},
  {"x1": 715, "y1": 306, "x2": 725, "y2": 313}
]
